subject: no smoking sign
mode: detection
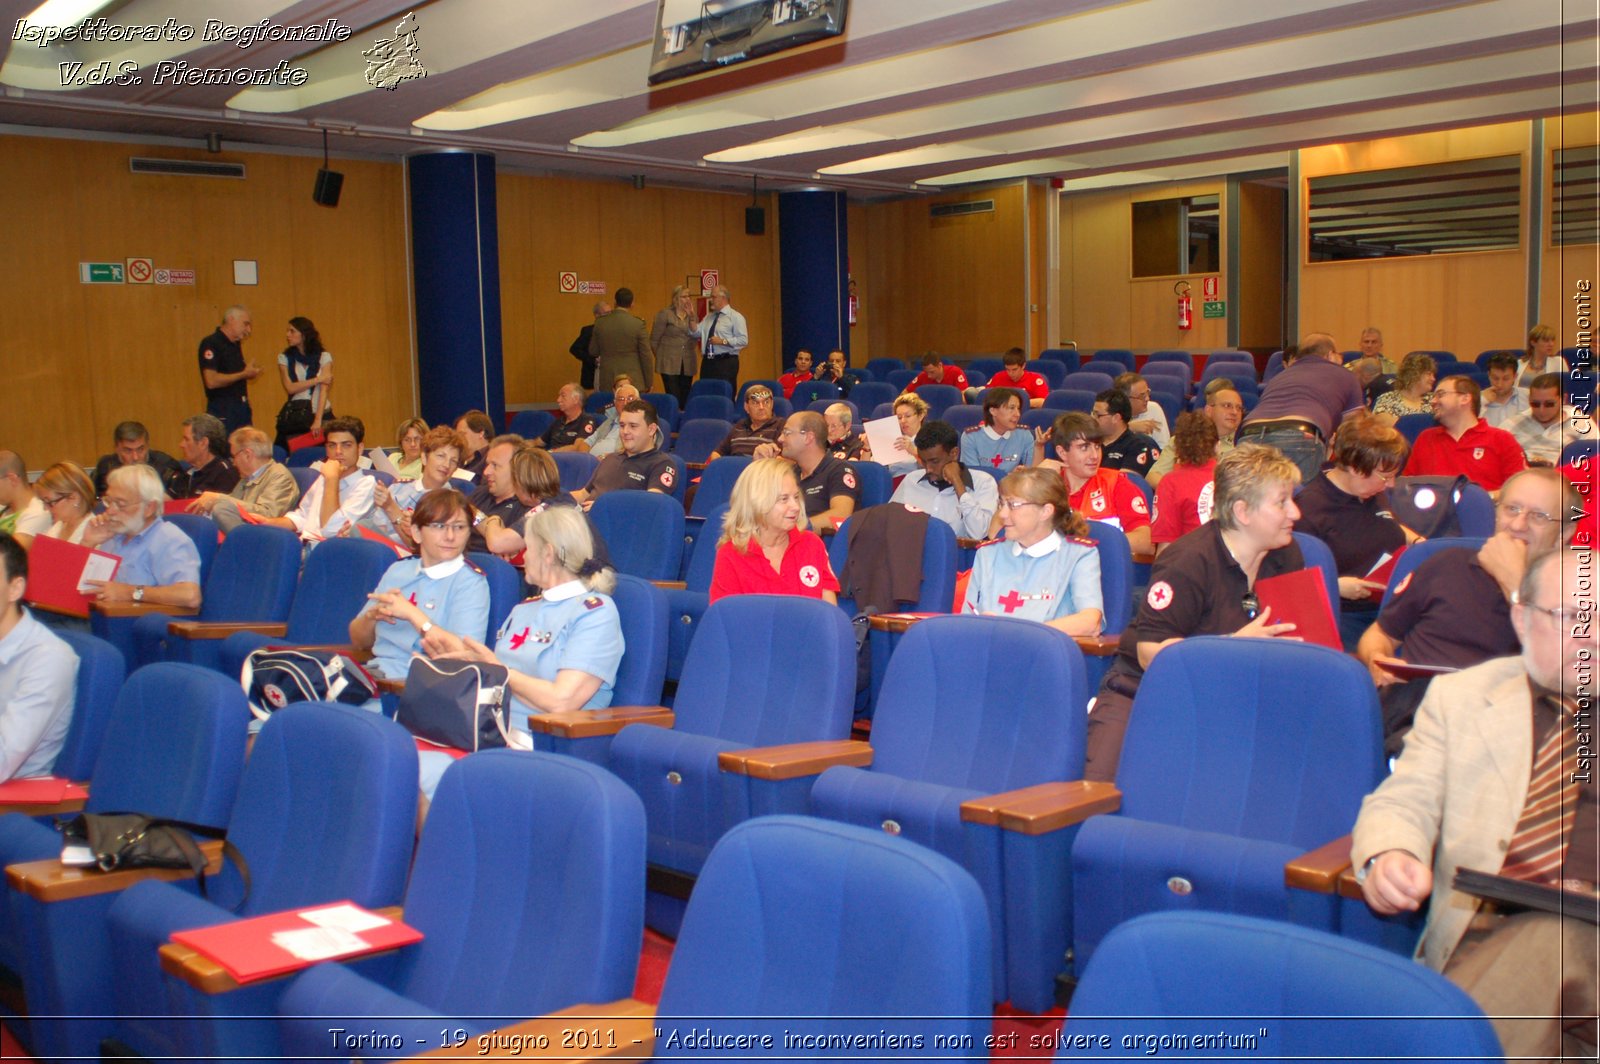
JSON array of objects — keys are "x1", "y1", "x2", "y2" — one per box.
[
  {"x1": 558, "y1": 271, "x2": 578, "y2": 293},
  {"x1": 126, "y1": 257, "x2": 154, "y2": 284}
]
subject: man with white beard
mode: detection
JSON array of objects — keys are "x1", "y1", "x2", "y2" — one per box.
[{"x1": 79, "y1": 464, "x2": 202, "y2": 609}]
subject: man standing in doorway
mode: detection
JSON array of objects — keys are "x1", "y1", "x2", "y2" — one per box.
[
  {"x1": 698, "y1": 285, "x2": 748, "y2": 389},
  {"x1": 197, "y1": 305, "x2": 261, "y2": 434}
]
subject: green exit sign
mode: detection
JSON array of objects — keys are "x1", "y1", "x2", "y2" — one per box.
[
  {"x1": 79, "y1": 262, "x2": 124, "y2": 284},
  {"x1": 1202, "y1": 300, "x2": 1226, "y2": 318}
]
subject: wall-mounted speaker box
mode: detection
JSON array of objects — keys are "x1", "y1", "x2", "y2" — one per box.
[
  {"x1": 745, "y1": 206, "x2": 765, "y2": 235},
  {"x1": 313, "y1": 169, "x2": 344, "y2": 207}
]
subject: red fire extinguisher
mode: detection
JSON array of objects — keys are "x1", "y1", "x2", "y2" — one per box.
[{"x1": 1176, "y1": 281, "x2": 1193, "y2": 331}]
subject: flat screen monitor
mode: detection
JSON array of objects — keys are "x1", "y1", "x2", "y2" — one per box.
[{"x1": 649, "y1": 0, "x2": 849, "y2": 86}]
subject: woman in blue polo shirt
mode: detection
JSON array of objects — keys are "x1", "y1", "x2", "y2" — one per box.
[
  {"x1": 421, "y1": 505, "x2": 624, "y2": 796},
  {"x1": 349, "y1": 487, "x2": 490, "y2": 680}
]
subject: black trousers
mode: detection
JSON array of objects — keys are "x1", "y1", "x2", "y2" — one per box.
[{"x1": 699, "y1": 356, "x2": 740, "y2": 387}]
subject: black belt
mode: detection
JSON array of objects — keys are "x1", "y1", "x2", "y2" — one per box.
[
  {"x1": 704, "y1": 351, "x2": 738, "y2": 360},
  {"x1": 1240, "y1": 418, "x2": 1322, "y2": 441}
]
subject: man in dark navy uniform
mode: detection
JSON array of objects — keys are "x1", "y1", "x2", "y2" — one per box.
[
  {"x1": 781, "y1": 410, "x2": 861, "y2": 532},
  {"x1": 573, "y1": 401, "x2": 677, "y2": 505},
  {"x1": 197, "y1": 305, "x2": 260, "y2": 434}
]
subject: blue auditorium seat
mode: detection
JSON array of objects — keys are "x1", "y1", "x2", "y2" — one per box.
[
  {"x1": 808, "y1": 615, "x2": 1088, "y2": 1010},
  {"x1": 276, "y1": 752, "x2": 646, "y2": 1062},
  {"x1": 589, "y1": 491, "x2": 685, "y2": 581}
]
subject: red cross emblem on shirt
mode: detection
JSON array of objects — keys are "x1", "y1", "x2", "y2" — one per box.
[
  {"x1": 1150, "y1": 585, "x2": 1169, "y2": 605},
  {"x1": 990, "y1": 453, "x2": 1004, "y2": 467},
  {"x1": 408, "y1": 592, "x2": 418, "y2": 606},
  {"x1": 509, "y1": 627, "x2": 530, "y2": 650},
  {"x1": 998, "y1": 590, "x2": 1026, "y2": 613}
]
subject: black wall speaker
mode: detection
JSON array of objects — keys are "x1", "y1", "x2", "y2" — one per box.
[
  {"x1": 745, "y1": 206, "x2": 765, "y2": 235},
  {"x1": 313, "y1": 168, "x2": 344, "y2": 207}
]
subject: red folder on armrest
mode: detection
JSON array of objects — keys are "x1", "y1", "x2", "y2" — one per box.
[
  {"x1": 170, "y1": 902, "x2": 421, "y2": 984},
  {"x1": 0, "y1": 777, "x2": 88, "y2": 805},
  {"x1": 24, "y1": 536, "x2": 120, "y2": 618},
  {"x1": 1252, "y1": 567, "x2": 1341, "y2": 650}
]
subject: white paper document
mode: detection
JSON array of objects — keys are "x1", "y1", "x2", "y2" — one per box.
[
  {"x1": 76, "y1": 553, "x2": 119, "y2": 593},
  {"x1": 861, "y1": 415, "x2": 907, "y2": 467},
  {"x1": 299, "y1": 903, "x2": 391, "y2": 933},
  {"x1": 271, "y1": 926, "x2": 367, "y2": 961}
]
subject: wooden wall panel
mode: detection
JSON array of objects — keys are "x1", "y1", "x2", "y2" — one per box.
[
  {"x1": 1298, "y1": 122, "x2": 1530, "y2": 354},
  {"x1": 1539, "y1": 114, "x2": 1600, "y2": 339},
  {"x1": 1, "y1": 133, "x2": 411, "y2": 470},
  {"x1": 857, "y1": 184, "x2": 1028, "y2": 361},
  {"x1": 1058, "y1": 179, "x2": 1228, "y2": 351},
  {"x1": 497, "y1": 174, "x2": 782, "y2": 403},
  {"x1": 1238, "y1": 182, "x2": 1286, "y2": 350},
  {"x1": 846, "y1": 202, "x2": 871, "y2": 362}
]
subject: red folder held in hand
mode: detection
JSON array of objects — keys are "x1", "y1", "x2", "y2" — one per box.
[
  {"x1": 24, "y1": 536, "x2": 120, "y2": 618},
  {"x1": 1252, "y1": 567, "x2": 1341, "y2": 650}
]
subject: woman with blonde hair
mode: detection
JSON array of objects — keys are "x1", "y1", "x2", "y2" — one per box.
[
  {"x1": 1519, "y1": 323, "x2": 1567, "y2": 387},
  {"x1": 651, "y1": 284, "x2": 700, "y2": 407},
  {"x1": 963, "y1": 465, "x2": 1102, "y2": 636},
  {"x1": 709, "y1": 457, "x2": 838, "y2": 603},
  {"x1": 422, "y1": 504, "x2": 624, "y2": 795},
  {"x1": 861, "y1": 392, "x2": 929, "y2": 476},
  {"x1": 1085, "y1": 444, "x2": 1307, "y2": 781},
  {"x1": 1372, "y1": 352, "x2": 1436, "y2": 424},
  {"x1": 33, "y1": 462, "x2": 97, "y2": 546}
]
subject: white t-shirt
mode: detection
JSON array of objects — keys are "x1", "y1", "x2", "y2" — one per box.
[
  {"x1": 2, "y1": 496, "x2": 50, "y2": 537},
  {"x1": 279, "y1": 350, "x2": 334, "y2": 410}
]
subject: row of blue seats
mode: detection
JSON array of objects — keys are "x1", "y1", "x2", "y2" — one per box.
[
  {"x1": 7, "y1": 593, "x2": 1455, "y2": 1037},
  {"x1": 0, "y1": 654, "x2": 1495, "y2": 1061}
]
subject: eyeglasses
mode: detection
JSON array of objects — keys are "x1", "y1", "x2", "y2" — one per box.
[
  {"x1": 102, "y1": 497, "x2": 139, "y2": 512},
  {"x1": 1516, "y1": 597, "x2": 1575, "y2": 625},
  {"x1": 424, "y1": 522, "x2": 470, "y2": 534},
  {"x1": 1000, "y1": 498, "x2": 1042, "y2": 511},
  {"x1": 1240, "y1": 591, "x2": 1261, "y2": 620},
  {"x1": 39, "y1": 493, "x2": 72, "y2": 506},
  {"x1": 1497, "y1": 501, "x2": 1556, "y2": 528}
]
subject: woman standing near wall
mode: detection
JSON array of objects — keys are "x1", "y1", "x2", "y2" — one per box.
[
  {"x1": 274, "y1": 316, "x2": 334, "y2": 450},
  {"x1": 651, "y1": 285, "x2": 700, "y2": 408}
]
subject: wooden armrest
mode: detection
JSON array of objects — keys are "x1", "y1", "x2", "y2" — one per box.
[
  {"x1": 718, "y1": 740, "x2": 872, "y2": 780},
  {"x1": 525, "y1": 706, "x2": 673, "y2": 740},
  {"x1": 961, "y1": 780, "x2": 1121, "y2": 835},
  {"x1": 1285, "y1": 833, "x2": 1354, "y2": 893},
  {"x1": 868, "y1": 614, "x2": 928, "y2": 633},
  {"x1": 93, "y1": 602, "x2": 196, "y2": 618},
  {"x1": 1073, "y1": 633, "x2": 1122, "y2": 656},
  {"x1": 159, "y1": 905, "x2": 404, "y2": 994},
  {"x1": 956, "y1": 538, "x2": 984, "y2": 551},
  {"x1": 688, "y1": 462, "x2": 708, "y2": 471},
  {"x1": 6, "y1": 839, "x2": 224, "y2": 902},
  {"x1": 651, "y1": 580, "x2": 687, "y2": 590},
  {"x1": 0, "y1": 786, "x2": 89, "y2": 817},
  {"x1": 1131, "y1": 551, "x2": 1156, "y2": 566},
  {"x1": 167, "y1": 620, "x2": 288, "y2": 640},
  {"x1": 292, "y1": 643, "x2": 373, "y2": 664},
  {"x1": 374, "y1": 677, "x2": 406, "y2": 695},
  {"x1": 411, "y1": 999, "x2": 657, "y2": 1060},
  {"x1": 1336, "y1": 865, "x2": 1366, "y2": 900}
]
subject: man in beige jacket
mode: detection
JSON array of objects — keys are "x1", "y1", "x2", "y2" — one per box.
[
  {"x1": 1352, "y1": 546, "x2": 1595, "y2": 1060},
  {"x1": 186, "y1": 427, "x2": 300, "y2": 532}
]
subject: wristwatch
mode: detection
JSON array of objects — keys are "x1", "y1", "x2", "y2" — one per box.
[
  {"x1": 133, "y1": 586, "x2": 145, "y2": 603},
  {"x1": 419, "y1": 621, "x2": 434, "y2": 636},
  {"x1": 1353, "y1": 854, "x2": 1382, "y2": 884}
]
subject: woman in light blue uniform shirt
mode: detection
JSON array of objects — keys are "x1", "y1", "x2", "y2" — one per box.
[
  {"x1": 963, "y1": 465, "x2": 1104, "y2": 637},
  {"x1": 349, "y1": 487, "x2": 491, "y2": 680},
  {"x1": 421, "y1": 505, "x2": 624, "y2": 797}
]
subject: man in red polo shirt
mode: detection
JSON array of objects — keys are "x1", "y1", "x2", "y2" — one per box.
[
  {"x1": 1032, "y1": 411, "x2": 1152, "y2": 555},
  {"x1": 1402, "y1": 374, "x2": 1526, "y2": 492},
  {"x1": 994, "y1": 347, "x2": 1050, "y2": 407},
  {"x1": 907, "y1": 351, "x2": 969, "y2": 393},
  {"x1": 778, "y1": 349, "x2": 814, "y2": 399}
]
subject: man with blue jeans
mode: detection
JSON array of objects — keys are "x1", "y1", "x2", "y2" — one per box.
[{"x1": 1237, "y1": 332, "x2": 1365, "y2": 483}]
